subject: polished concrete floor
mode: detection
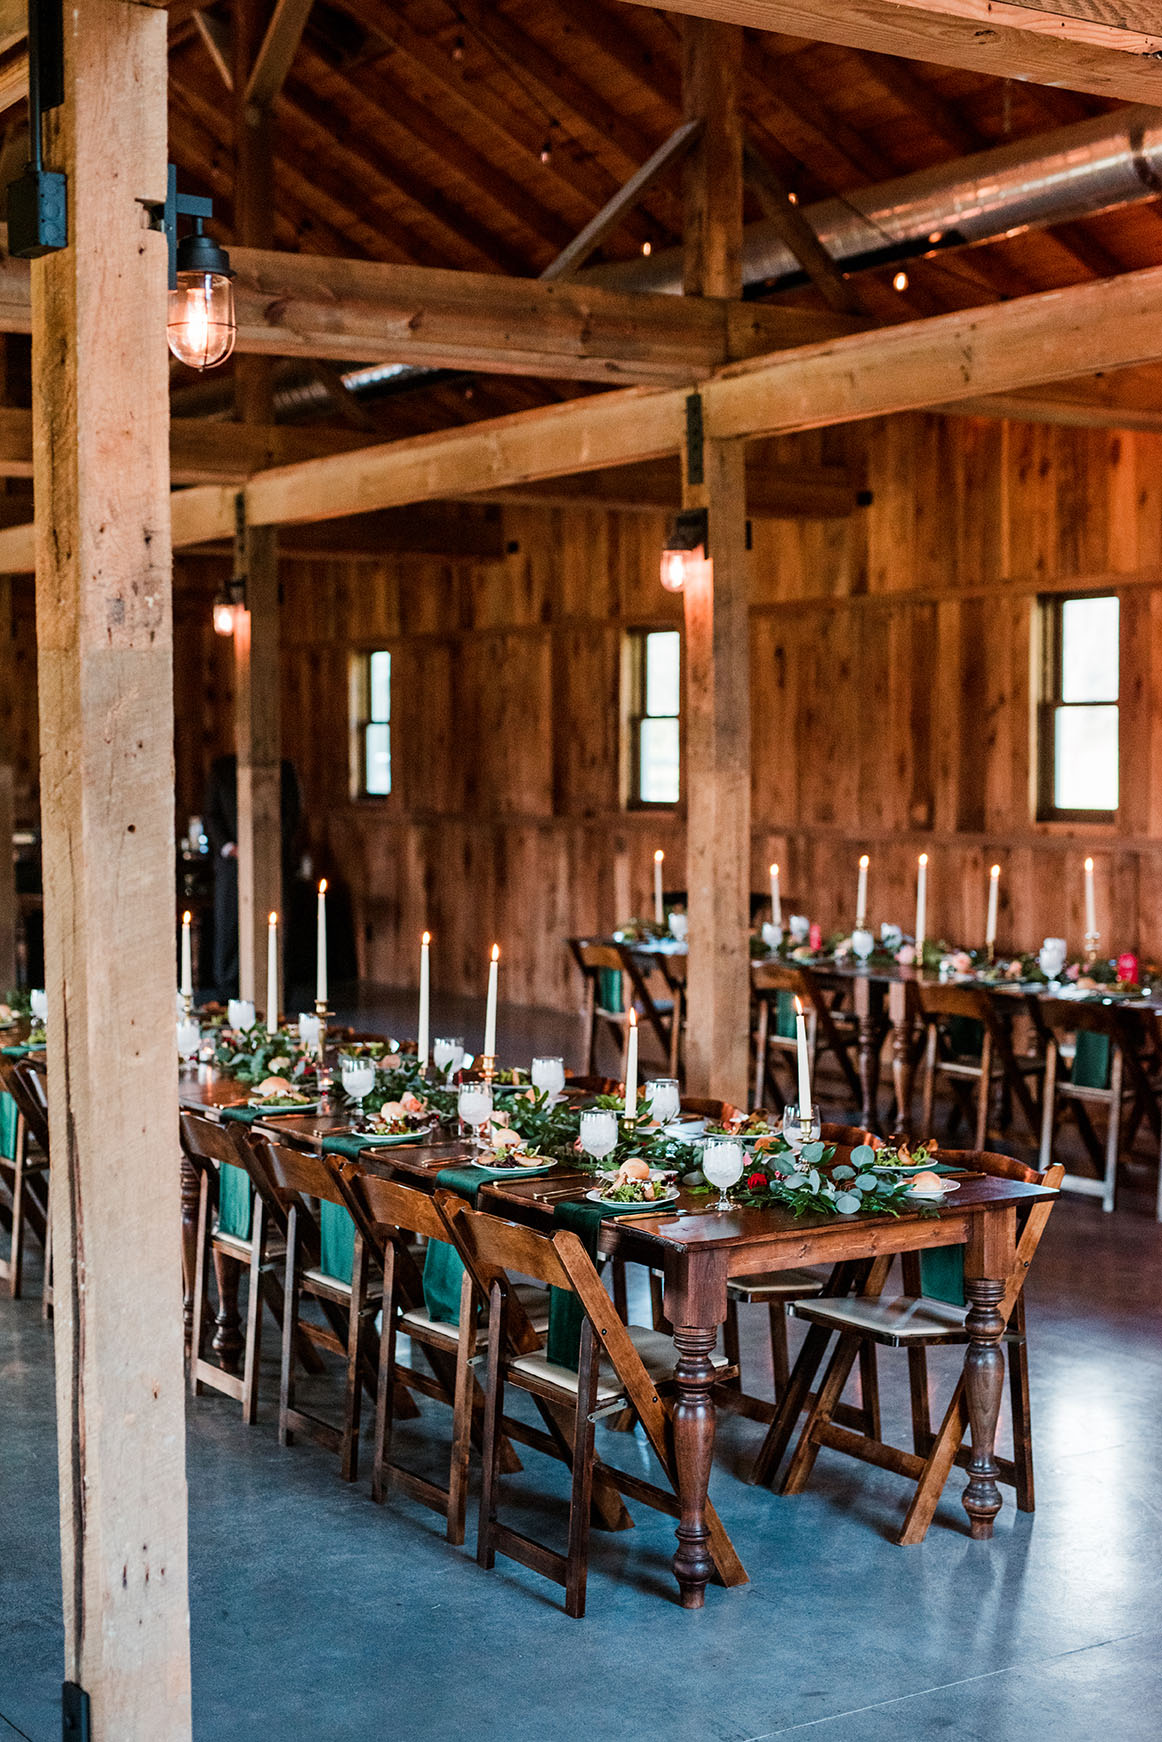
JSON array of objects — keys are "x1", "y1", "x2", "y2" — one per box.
[{"x1": 3, "y1": 987, "x2": 1162, "y2": 1740}]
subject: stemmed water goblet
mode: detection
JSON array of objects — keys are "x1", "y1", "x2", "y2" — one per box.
[
  {"x1": 531, "y1": 1055, "x2": 566, "y2": 1102},
  {"x1": 780, "y1": 1104, "x2": 822, "y2": 1160},
  {"x1": 176, "y1": 1017, "x2": 201, "y2": 1071},
  {"x1": 702, "y1": 1138, "x2": 744, "y2": 1211},
  {"x1": 434, "y1": 1036, "x2": 464, "y2": 1080},
  {"x1": 645, "y1": 1077, "x2": 680, "y2": 1128},
  {"x1": 579, "y1": 1108, "x2": 618, "y2": 1168},
  {"x1": 458, "y1": 1080, "x2": 494, "y2": 1148},
  {"x1": 339, "y1": 1051, "x2": 376, "y2": 1125}
]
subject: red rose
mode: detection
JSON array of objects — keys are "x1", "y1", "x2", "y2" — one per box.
[{"x1": 747, "y1": 1172, "x2": 767, "y2": 1192}]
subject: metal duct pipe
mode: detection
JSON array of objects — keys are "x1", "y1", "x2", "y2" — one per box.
[
  {"x1": 582, "y1": 103, "x2": 1162, "y2": 296},
  {"x1": 172, "y1": 105, "x2": 1162, "y2": 420}
]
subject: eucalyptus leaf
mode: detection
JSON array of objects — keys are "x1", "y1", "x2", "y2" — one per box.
[
  {"x1": 807, "y1": 1169, "x2": 821, "y2": 1192},
  {"x1": 850, "y1": 1144, "x2": 877, "y2": 1168},
  {"x1": 834, "y1": 1192, "x2": 863, "y2": 1215},
  {"x1": 800, "y1": 1142, "x2": 826, "y2": 1166},
  {"x1": 855, "y1": 1173, "x2": 879, "y2": 1191},
  {"x1": 832, "y1": 1164, "x2": 856, "y2": 1181}
]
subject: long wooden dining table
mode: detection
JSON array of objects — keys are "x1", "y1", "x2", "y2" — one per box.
[{"x1": 179, "y1": 1070, "x2": 1055, "y2": 1610}]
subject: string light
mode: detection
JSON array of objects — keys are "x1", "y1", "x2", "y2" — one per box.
[
  {"x1": 641, "y1": 239, "x2": 652, "y2": 256},
  {"x1": 892, "y1": 270, "x2": 909, "y2": 292},
  {"x1": 539, "y1": 137, "x2": 553, "y2": 164},
  {"x1": 451, "y1": 32, "x2": 465, "y2": 59},
  {"x1": 787, "y1": 191, "x2": 799, "y2": 205}
]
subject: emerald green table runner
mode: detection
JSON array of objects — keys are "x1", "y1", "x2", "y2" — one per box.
[
  {"x1": 214, "y1": 1104, "x2": 268, "y2": 1241},
  {"x1": 1072, "y1": 1030, "x2": 1110, "y2": 1089},
  {"x1": 547, "y1": 1197, "x2": 612, "y2": 1368},
  {"x1": 0, "y1": 1092, "x2": 16, "y2": 1161},
  {"x1": 908, "y1": 1163, "x2": 969, "y2": 1307},
  {"x1": 423, "y1": 1165, "x2": 487, "y2": 1322}
]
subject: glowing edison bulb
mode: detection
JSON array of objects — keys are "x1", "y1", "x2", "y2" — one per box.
[
  {"x1": 660, "y1": 550, "x2": 689, "y2": 592},
  {"x1": 167, "y1": 270, "x2": 236, "y2": 371},
  {"x1": 212, "y1": 599, "x2": 236, "y2": 636}
]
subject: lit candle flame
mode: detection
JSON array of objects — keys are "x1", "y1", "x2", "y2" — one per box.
[
  {"x1": 794, "y1": 995, "x2": 803, "y2": 1016},
  {"x1": 268, "y1": 911, "x2": 277, "y2": 925},
  {"x1": 859, "y1": 854, "x2": 869, "y2": 870},
  {"x1": 1085, "y1": 856, "x2": 1094, "y2": 872},
  {"x1": 182, "y1": 910, "x2": 191, "y2": 924},
  {"x1": 629, "y1": 1008, "x2": 637, "y2": 1028},
  {"x1": 319, "y1": 878, "x2": 327, "y2": 894},
  {"x1": 990, "y1": 864, "x2": 1000, "y2": 878},
  {"x1": 654, "y1": 849, "x2": 664, "y2": 863},
  {"x1": 491, "y1": 943, "x2": 499, "y2": 962},
  {"x1": 919, "y1": 853, "x2": 928, "y2": 866},
  {"x1": 422, "y1": 930, "x2": 431, "y2": 945},
  {"x1": 770, "y1": 862, "x2": 778, "y2": 876}
]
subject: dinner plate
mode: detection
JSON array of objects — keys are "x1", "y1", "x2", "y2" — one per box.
[
  {"x1": 248, "y1": 1098, "x2": 322, "y2": 1113},
  {"x1": 907, "y1": 1179, "x2": 961, "y2": 1200},
  {"x1": 872, "y1": 1158, "x2": 933, "y2": 1172},
  {"x1": 597, "y1": 1164, "x2": 672, "y2": 1182},
  {"x1": 468, "y1": 1157, "x2": 556, "y2": 1177},
  {"x1": 361, "y1": 1126, "x2": 437, "y2": 1146},
  {"x1": 585, "y1": 1187, "x2": 680, "y2": 1210},
  {"x1": 662, "y1": 1118, "x2": 706, "y2": 1139}
]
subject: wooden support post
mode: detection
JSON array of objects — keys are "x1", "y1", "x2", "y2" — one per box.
[
  {"x1": 32, "y1": 1, "x2": 192, "y2": 1733},
  {"x1": 233, "y1": 0, "x2": 282, "y2": 1005},
  {"x1": 0, "y1": 572, "x2": 15, "y2": 989},
  {"x1": 680, "y1": 17, "x2": 751, "y2": 1106},
  {"x1": 232, "y1": 506, "x2": 282, "y2": 1006}
]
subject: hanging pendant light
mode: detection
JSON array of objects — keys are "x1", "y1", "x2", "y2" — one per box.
[
  {"x1": 168, "y1": 219, "x2": 236, "y2": 371},
  {"x1": 659, "y1": 508, "x2": 709, "y2": 593}
]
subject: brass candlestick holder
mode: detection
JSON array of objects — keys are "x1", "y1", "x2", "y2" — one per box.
[
  {"x1": 180, "y1": 990, "x2": 194, "y2": 1022},
  {"x1": 479, "y1": 1054, "x2": 497, "y2": 1082},
  {"x1": 312, "y1": 998, "x2": 331, "y2": 1084},
  {"x1": 985, "y1": 941, "x2": 996, "y2": 965},
  {"x1": 1083, "y1": 932, "x2": 1101, "y2": 969}
]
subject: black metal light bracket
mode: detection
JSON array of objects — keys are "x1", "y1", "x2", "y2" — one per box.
[
  {"x1": 148, "y1": 164, "x2": 233, "y2": 291},
  {"x1": 663, "y1": 506, "x2": 710, "y2": 560},
  {"x1": 8, "y1": 0, "x2": 67, "y2": 258},
  {"x1": 61, "y1": 1681, "x2": 91, "y2": 1742}
]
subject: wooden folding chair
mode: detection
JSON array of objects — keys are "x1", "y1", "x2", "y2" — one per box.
[
  {"x1": 261, "y1": 1140, "x2": 384, "y2": 1482},
  {"x1": 439, "y1": 1195, "x2": 746, "y2": 1617},
  {"x1": 917, "y1": 982, "x2": 1044, "y2": 1150},
  {"x1": 567, "y1": 938, "x2": 631, "y2": 1077},
  {"x1": 751, "y1": 962, "x2": 863, "y2": 1112},
  {"x1": 0, "y1": 1056, "x2": 50, "y2": 1302},
  {"x1": 772, "y1": 1150, "x2": 1063, "y2": 1544},
  {"x1": 335, "y1": 1165, "x2": 547, "y2": 1544},
  {"x1": 1032, "y1": 997, "x2": 1159, "y2": 1215},
  {"x1": 180, "y1": 1110, "x2": 292, "y2": 1423}
]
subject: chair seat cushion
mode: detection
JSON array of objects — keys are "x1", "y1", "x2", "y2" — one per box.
[
  {"x1": 401, "y1": 1283, "x2": 550, "y2": 1350},
  {"x1": 509, "y1": 1324, "x2": 731, "y2": 1405},
  {"x1": 728, "y1": 1266, "x2": 824, "y2": 1302},
  {"x1": 791, "y1": 1294, "x2": 968, "y2": 1343}
]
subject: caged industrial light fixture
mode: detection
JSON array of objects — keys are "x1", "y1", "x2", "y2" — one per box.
[
  {"x1": 162, "y1": 166, "x2": 236, "y2": 371},
  {"x1": 659, "y1": 507, "x2": 708, "y2": 593}
]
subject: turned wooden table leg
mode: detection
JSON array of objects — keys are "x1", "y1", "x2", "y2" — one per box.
[
  {"x1": 179, "y1": 1151, "x2": 201, "y2": 1351},
  {"x1": 212, "y1": 1248, "x2": 245, "y2": 1374},
  {"x1": 889, "y1": 980, "x2": 917, "y2": 1138},
  {"x1": 962, "y1": 1275, "x2": 1006, "y2": 1538},
  {"x1": 671, "y1": 1323, "x2": 719, "y2": 1609}
]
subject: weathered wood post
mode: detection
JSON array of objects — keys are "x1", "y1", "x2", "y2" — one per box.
[{"x1": 32, "y1": 0, "x2": 193, "y2": 1732}]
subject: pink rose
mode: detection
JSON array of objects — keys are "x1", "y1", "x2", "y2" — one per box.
[{"x1": 896, "y1": 943, "x2": 916, "y2": 966}]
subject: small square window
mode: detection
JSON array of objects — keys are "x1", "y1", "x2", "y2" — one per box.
[
  {"x1": 626, "y1": 628, "x2": 681, "y2": 807},
  {"x1": 351, "y1": 650, "x2": 392, "y2": 798},
  {"x1": 1036, "y1": 596, "x2": 1118, "y2": 821}
]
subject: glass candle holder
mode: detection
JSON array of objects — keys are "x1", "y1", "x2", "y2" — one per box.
[{"x1": 781, "y1": 1104, "x2": 822, "y2": 1156}]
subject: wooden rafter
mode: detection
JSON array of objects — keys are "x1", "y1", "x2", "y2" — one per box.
[
  {"x1": 540, "y1": 120, "x2": 702, "y2": 281},
  {"x1": 245, "y1": 0, "x2": 314, "y2": 109},
  {"x1": 621, "y1": 0, "x2": 1162, "y2": 105}
]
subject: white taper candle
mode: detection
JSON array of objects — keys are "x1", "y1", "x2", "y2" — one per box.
[
  {"x1": 794, "y1": 995, "x2": 812, "y2": 1119},
  {"x1": 484, "y1": 944, "x2": 499, "y2": 1058},
  {"x1": 266, "y1": 911, "x2": 278, "y2": 1029},
  {"x1": 625, "y1": 1007, "x2": 639, "y2": 1119},
  {"x1": 770, "y1": 863, "x2": 782, "y2": 930},
  {"x1": 316, "y1": 879, "x2": 328, "y2": 1004},
  {"x1": 985, "y1": 864, "x2": 1000, "y2": 948},
  {"x1": 654, "y1": 849, "x2": 664, "y2": 926},
  {"x1": 418, "y1": 931, "x2": 431, "y2": 1068},
  {"x1": 1084, "y1": 857, "x2": 1097, "y2": 938},
  {"x1": 180, "y1": 910, "x2": 193, "y2": 999},
  {"x1": 856, "y1": 855, "x2": 869, "y2": 930},
  {"x1": 915, "y1": 854, "x2": 928, "y2": 963}
]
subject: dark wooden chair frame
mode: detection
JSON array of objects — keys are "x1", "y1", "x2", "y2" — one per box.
[
  {"x1": 917, "y1": 982, "x2": 1043, "y2": 1151},
  {"x1": 0, "y1": 1055, "x2": 50, "y2": 1304}
]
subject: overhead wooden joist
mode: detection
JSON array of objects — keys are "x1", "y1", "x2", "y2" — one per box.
[
  {"x1": 10, "y1": 252, "x2": 1162, "y2": 576},
  {"x1": 0, "y1": 248, "x2": 862, "y2": 384},
  {"x1": 623, "y1": 0, "x2": 1162, "y2": 106}
]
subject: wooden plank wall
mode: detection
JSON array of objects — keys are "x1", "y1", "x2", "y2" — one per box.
[{"x1": 9, "y1": 411, "x2": 1162, "y2": 1007}]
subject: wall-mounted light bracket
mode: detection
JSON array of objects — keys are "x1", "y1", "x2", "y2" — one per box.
[
  {"x1": 659, "y1": 506, "x2": 709, "y2": 592},
  {"x1": 7, "y1": 0, "x2": 67, "y2": 258}
]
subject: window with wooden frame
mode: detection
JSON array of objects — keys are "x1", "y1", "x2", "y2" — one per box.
[
  {"x1": 350, "y1": 649, "x2": 392, "y2": 798},
  {"x1": 1036, "y1": 594, "x2": 1119, "y2": 822},
  {"x1": 625, "y1": 628, "x2": 681, "y2": 807}
]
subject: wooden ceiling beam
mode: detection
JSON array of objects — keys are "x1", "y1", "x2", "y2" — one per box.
[
  {"x1": 245, "y1": 0, "x2": 314, "y2": 109},
  {"x1": 541, "y1": 120, "x2": 702, "y2": 281},
  {"x1": 479, "y1": 456, "x2": 863, "y2": 517},
  {"x1": 0, "y1": 405, "x2": 367, "y2": 481},
  {"x1": 622, "y1": 0, "x2": 1162, "y2": 104}
]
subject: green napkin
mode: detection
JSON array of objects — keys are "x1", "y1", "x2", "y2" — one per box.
[
  {"x1": 1, "y1": 1043, "x2": 38, "y2": 1059},
  {"x1": 217, "y1": 1163, "x2": 252, "y2": 1241},
  {"x1": 946, "y1": 1017, "x2": 984, "y2": 1059},
  {"x1": 918, "y1": 1245, "x2": 965, "y2": 1307},
  {"x1": 217, "y1": 1102, "x2": 269, "y2": 1127},
  {"x1": 318, "y1": 1201, "x2": 356, "y2": 1285},
  {"x1": 320, "y1": 1131, "x2": 386, "y2": 1161},
  {"x1": 0, "y1": 1091, "x2": 17, "y2": 1162},
  {"x1": 597, "y1": 968, "x2": 622, "y2": 1014},
  {"x1": 774, "y1": 991, "x2": 797, "y2": 1040},
  {"x1": 547, "y1": 1197, "x2": 614, "y2": 1370},
  {"x1": 422, "y1": 1166, "x2": 485, "y2": 1323},
  {"x1": 1072, "y1": 1030, "x2": 1110, "y2": 1089}
]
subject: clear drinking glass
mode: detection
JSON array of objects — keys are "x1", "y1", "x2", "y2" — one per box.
[
  {"x1": 29, "y1": 989, "x2": 47, "y2": 1023},
  {"x1": 433, "y1": 1036, "x2": 464, "y2": 1079},
  {"x1": 531, "y1": 1055, "x2": 566, "y2": 1101},
  {"x1": 645, "y1": 1077, "x2": 680, "y2": 1127},
  {"x1": 458, "y1": 1081, "x2": 493, "y2": 1145},
  {"x1": 176, "y1": 1018, "x2": 201, "y2": 1068},
  {"x1": 781, "y1": 1104, "x2": 822, "y2": 1156},
  {"x1": 579, "y1": 1108, "x2": 618, "y2": 1164},
  {"x1": 702, "y1": 1138, "x2": 744, "y2": 1210},
  {"x1": 340, "y1": 1051, "x2": 376, "y2": 1122}
]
